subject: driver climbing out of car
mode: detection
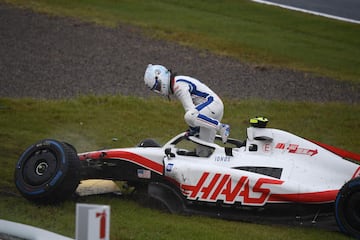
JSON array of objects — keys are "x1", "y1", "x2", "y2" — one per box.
[{"x1": 144, "y1": 64, "x2": 230, "y2": 157}]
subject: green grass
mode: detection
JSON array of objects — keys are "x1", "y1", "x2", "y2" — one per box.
[
  {"x1": 0, "y1": 195, "x2": 348, "y2": 240},
  {"x1": 0, "y1": 96, "x2": 359, "y2": 239},
  {"x1": 3, "y1": 0, "x2": 360, "y2": 82}
]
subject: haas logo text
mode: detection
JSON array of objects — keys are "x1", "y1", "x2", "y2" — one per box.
[{"x1": 181, "y1": 172, "x2": 283, "y2": 206}]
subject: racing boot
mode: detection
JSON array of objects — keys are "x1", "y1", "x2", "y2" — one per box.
[{"x1": 219, "y1": 124, "x2": 230, "y2": 143}]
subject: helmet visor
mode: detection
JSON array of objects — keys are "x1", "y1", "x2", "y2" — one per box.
[{"x1": 151, "y1": 78, "x2": 162, "y2": 93}]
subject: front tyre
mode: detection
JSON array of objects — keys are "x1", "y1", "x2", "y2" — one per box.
[
  {"x1": 335, "y1": 177, "x2": 360, "y2": 238},
  {"x1": 14, "y1": 139, "x2": 80, "y2": 204}
]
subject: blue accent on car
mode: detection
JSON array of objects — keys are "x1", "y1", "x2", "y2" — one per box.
[
  {"x1": 15, "y1": 180, "x2": 45, "y2": 195},
  {"x1": 28, "y1": 188, "x2": 46, "y2": 195},
  {"x1": 166, "y1": 163, "x2": 174, "y2": 172},
  {"x1": 50, "y1": 140, "x2": 66, "y2": 164},
  {"x1": 50, "y1": 170, "x2": 63, "y2": 186},
  {"x1": 17, "y1": 146, "x2": 34, "y2": 169},
  {"x1": 335, "y1": 193, "x2": 346, "y2": 233}
]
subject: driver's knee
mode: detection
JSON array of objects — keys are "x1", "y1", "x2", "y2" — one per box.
[{"x1": 184, "y1": 109, "x2": 198, "y2": 127}]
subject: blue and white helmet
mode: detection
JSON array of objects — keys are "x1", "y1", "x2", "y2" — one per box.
[{"x1": 144, "y1": 64, "x2": 171, "y2": 96}]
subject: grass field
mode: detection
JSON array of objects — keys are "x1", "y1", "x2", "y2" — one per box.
[
  {"x1": 3, "y1": 0, "x2": 360, "y2": 83},
  {"x1": 0, "y1": 96, "x2": 359, "y2": 239}
]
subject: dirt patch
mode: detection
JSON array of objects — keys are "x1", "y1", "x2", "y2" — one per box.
[{"x1": 0, "y1": 3, "x2": 359, "y2": 103}]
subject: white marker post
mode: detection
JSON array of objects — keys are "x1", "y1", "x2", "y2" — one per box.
[{"x1": 76, "y1": 203, "x2": 110, "y2": 240}]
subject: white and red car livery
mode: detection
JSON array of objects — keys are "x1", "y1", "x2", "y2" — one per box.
[
  {"x1": 162, "y1": 128, "x2": 359, "y2": 206},
  {"x1": 15, "y1": 121, "x2": 360, "y2": 238}
]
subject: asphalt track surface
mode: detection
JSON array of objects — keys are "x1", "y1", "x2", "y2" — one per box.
[
  {"x1": 254, "y1": 0, "x2": 360, "y2": 22},
  {"x1": 0, "y1": 3, "x2": 359, "y2": 103}
]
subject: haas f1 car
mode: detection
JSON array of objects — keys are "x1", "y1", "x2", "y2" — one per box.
[{"x1": 15, "y1": 117, "x2": 360, "y2": 238}]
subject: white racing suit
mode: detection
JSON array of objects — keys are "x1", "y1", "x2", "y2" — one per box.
[{"x1": 171, "y1": 75, "x2": 224, "y2": 156}]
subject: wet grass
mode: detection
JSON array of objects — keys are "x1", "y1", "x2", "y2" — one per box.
[
  {"x1": 0, "y1": 194, "x2": 349, "y2": 240},
  {"x1": 0, "y1": 96, "x2": 359, "y2": 239}
]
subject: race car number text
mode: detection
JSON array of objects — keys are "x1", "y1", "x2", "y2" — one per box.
[{"x1": 181, "y1": 172, "x2": 283, "y2": 206}]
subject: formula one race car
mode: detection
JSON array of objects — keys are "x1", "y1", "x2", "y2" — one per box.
[{"x1": 14, "y1": 117, "x2": 360, "y2": 238}]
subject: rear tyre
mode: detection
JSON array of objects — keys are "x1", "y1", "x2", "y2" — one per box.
[
  {"x1": 335, "y1": 177, "x2": 360, "y2": 238},
  {"x1": 147, "y1": 182, "x2": 185, "y2": 214},
  {"x1": 14, "y1": 139, "x2": 80, "y2": 204}
]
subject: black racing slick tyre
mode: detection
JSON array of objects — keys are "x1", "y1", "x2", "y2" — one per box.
[
  {"x1": 335, "y1": 177, "x2": 360, "y2": 238},
  {"x1": 14, "y1": 139, "x2": 80, "y2": 204}
]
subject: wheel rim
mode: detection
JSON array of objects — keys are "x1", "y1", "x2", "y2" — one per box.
[
  {"x1": 22, "y1": 149, "x2": 58, "y2": 186},
  {"x1": 35, "y1": 161, "x2": 49, "y2": 176}
]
